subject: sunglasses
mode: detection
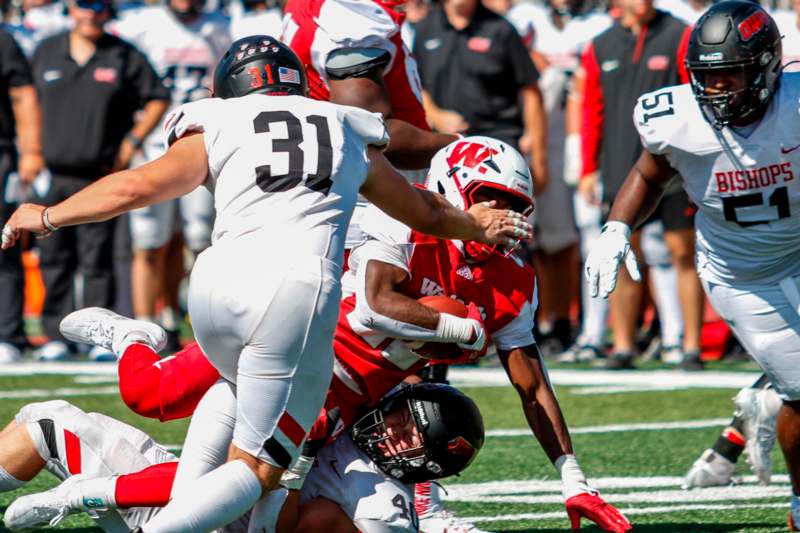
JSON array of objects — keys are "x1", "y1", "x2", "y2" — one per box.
[{"x1": 75, "y1": 0, "x2": 110, "y2": 13}]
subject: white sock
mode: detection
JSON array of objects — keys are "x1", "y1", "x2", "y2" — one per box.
[
  {"x1": 0, "y1": 465, "x2": 24, "y2": 491},
  {"x1": 141, "y1": 460, "x2": 261, "y2": 533},
  {"x1": 649, "y1": 264, "x2": 683, "y2": 347},
  {"x1": 247, "y1": 487, "x2": 288, "y2": 533}
]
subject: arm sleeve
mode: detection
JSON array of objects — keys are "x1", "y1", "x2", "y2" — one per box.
[
  {"x1": 676, "y1": 26, "x2": 691, "y2": 84},
  {"x1": 506, "y1": 22, "x2": 539, "y2": 87},
  {"x1": 325, "y1": 47, "x2": 392, "y2": 80},
  {"x1": 343, "y1": 105, "x2": 390, "y2": 149},
  {"x1": 125, "y1": 48, "x2": 170, "y2": 106},
  {"x1": 0, "y1": 31, "x2": 33, "y2": 88},
  {"x1": 580, "y1": 42, "x2": 603, "y2": 177}
]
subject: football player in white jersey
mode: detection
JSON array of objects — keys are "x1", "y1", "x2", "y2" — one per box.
[
  {"x1": 584, "y1": 1, "x2": 800, "y2": 527},
  {"x1": 109, "y1": 0, "x2": 231, "y2": 348},
  {"x1": 1, "y1": 36, "x2": 529, "y2": 533},
  {"x1": 0, "y1": 384, "x2": 484, "y2": 533}
]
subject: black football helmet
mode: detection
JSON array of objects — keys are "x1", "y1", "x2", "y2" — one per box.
[
  {"x1": 350, "y1": 383, "x2": 485, "y2": 484},
  {"x1": 213, "y1": 35, "x2": 308, "y2": 99},
  {"x1": 685, "y1": 0, "x2": 782, "y2": 128}
]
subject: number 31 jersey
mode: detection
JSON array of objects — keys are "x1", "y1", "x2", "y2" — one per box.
[
  {"x1": 634, "y1": 73, "x2": 800, "y2": 286},
  {"x1": 164, "y1": 94, "x2": 389, "y2": 264}
]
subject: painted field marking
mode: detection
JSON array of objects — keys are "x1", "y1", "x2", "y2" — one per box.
[
  {"x1": 487, "y1": 418, "x2": 731, "y2": 437},
  {"x1": 0, "y1": 386, "x2": 119, "y2": 399},
  {"x1": 445, "y1": 475, "x2": 789, "y2": 496},
  {"x1": 462, "y1": 502, "x2": 787, "y2": 524}
]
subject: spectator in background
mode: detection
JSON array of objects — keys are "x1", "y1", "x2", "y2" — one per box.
[
  {"x1": 3, "y1": 0, "x2": 70, "y2": 56},
  {"x1": 656, "y1": 0, "x2": 711, "y2": 25},
  {"x1": 401, "y1": 0, "x2": 430, "y2": 49},
  {"x1": 0, "y1": 28, "x2": 42, "y2": 362},
  {"x1": 229, "y1": 0, "x2": 281, "y2": 40},
  {"x1": 413, "y1": 0, "x2": 549, "y2": 194},
  {"x1": 30, "y1": 0, "x2": 169, "y2": 361},
  {"x1": 773, "y1": 0, "x2": 800, "y2": 70},
  {"x1": 110, "y1": 0, "x2": 229, "y2": 351},
  {"x1": 579, "y1": 0, "x2": 704, "y2": 369},
  {"x1": 491, "y1": 0, "x2": 611, "y2": 356}
]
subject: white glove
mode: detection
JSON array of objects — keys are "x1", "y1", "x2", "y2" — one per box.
[{"x1": 584, "y1": 221, "x2": 641, "y2": 299}]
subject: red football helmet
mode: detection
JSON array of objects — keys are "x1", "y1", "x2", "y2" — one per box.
[{"x1": 426, "y1": 136, "x2": 534, "y2": 261}]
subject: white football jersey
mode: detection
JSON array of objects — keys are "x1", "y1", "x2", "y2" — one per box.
[
  {"x1": 634, "y1": 74, "x2": 800, "y2": 285},
  {"x1": 165, "y1": 94, "x2": 389, "y2": 263},
  {"x1": 655, "y1": 0, "x2": 709, "y2": 25},
  {"x1": 772, "y1": 10, "x2": 800, "y2": 73},
  {"x1": 110, "y1": 6, "x2": 231, "y2": 151},
  {"x1": 300, "y1": 434, "x2": 417, "y2": 532}
]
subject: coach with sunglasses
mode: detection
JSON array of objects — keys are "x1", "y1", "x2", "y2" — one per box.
[{"x1": 28, "y1": 0, "x2": 169, "y2": 361}]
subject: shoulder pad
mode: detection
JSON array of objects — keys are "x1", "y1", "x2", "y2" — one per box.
[
  {"x1": 633, "y1": 84, "x2": 695, "y2": 155},
  {"x1": 325, "y1": 47, "x2": 392, "y2": 80},
  {"x1": 316, "y1": 0, "x2": 398, "y2": 44}
]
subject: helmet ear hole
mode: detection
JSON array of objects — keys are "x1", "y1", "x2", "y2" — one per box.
[{"x1": 437, "y1": 182, "x2": 445, "y2": 195}]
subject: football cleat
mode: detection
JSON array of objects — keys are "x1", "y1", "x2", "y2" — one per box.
[
  {"x1": 36, "y1": 340, "x2": 71, "y2": 362},
  {"x1": 734, "y1": 387, "x2": 780, "y2": 485},
  {"x1": 558, "y1": 344, "x2": 603, "y2": 363},
  {"x1": 0, "y1": 342, "x2": 22, "y2": 364},
  {"x1": 682, "y1": 448, "x2": 738, "y2": 489},
  {"x1": 60, "y1": 307, "x2": 167, "y2": 357},
  {"x1": 419, "y1": 509, "x2": 489, "y2": 533},
  {"x1": 3, "y1": 475, "x2": 95, "y2": 531}
]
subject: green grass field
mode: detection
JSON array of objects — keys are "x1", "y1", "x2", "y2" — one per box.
[{"x1": 0, "y1": 365, "x2": 790, "y2": 532}]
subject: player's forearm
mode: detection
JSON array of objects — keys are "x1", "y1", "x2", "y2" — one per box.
[
  {"x1": 522, "y1": 85, "x2": 547, "y2": 158},
  {"x1": 384, "y1": 118, "x2": 457, "y2": 170},
  {"x1": 10, "y1": 86, "x2": 42, "y2": 157},
  {"x1": 607, "y1": 157, "x2": 671, "y2": 229},
  {"x1": 502, "y1": 347, "x2": 574, "y2": 462},
  {"x1": 416, "y1": 188, "x2": 485, "y2": 241},
  {"x1": 45, "y1": 169, "x2": 157, "y2": 227}
]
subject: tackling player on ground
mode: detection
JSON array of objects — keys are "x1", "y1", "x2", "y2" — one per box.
[{"x1": 584, "y1": 1, "x2": 800, "y2": 527}]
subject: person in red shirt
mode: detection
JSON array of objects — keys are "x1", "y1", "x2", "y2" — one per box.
[{"x1": 282, "y1": 0, "x2": 455, "y2": 171}]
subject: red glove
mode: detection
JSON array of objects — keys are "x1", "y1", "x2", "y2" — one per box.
[{"x1": 565, "y1": 493, "x2": 632, "y2": 532}]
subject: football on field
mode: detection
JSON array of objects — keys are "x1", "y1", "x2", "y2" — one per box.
[{"x1": 409, "y1": 295, "x2": 468, "y2": 360}]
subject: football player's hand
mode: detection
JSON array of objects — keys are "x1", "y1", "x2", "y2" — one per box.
[
  {"x1": 17, "y1": 152, "x2": 44, "y2": 185},
  {"x1": 2, "y1": 203, "x2": 49, "y2": 249},
  {"x1": 565, "y1": 493, "x2": 632, "y2": 532},
  {"x1": 432, "y1": 108, "x2": 469, "y2": 134},
  {"x1": 468, "y1": 200, "x2": 533, "y2": 247},
  {"x1": 457, "y1": 302, "x2": 488, "y2": 357},
  {"x1": 584, "y1": 222, "x2": 640, "y2": 299}
]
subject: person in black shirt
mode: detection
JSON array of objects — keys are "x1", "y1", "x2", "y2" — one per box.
[
  {"x1": 413, "y1": 0, "x2": 548, "y2": 190},
  {"x1": 0, "y1": 28, "x2": 42, "y2": 362},
  {"x1": 30, "y1": 0, "x2": 169, "y2": 361}
]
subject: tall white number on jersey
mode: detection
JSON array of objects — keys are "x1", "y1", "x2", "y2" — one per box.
[{"x1": 164, "y1": 94, "x2": 388, "y2": 262}]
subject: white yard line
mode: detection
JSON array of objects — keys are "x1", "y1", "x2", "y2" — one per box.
[
  {"x1": 462, "y1": 502, "x2": 787, "y2": 524},
  {"x1": 447, "y1": 485, "x2": 789, "y2": 504},
  {"x1": 487, "y1": 418, "x2": 731, "y2": 437},
  {"x1": 448, "y1": 367, "x2": 761, "y2": 389},
  {"x1": 444, "y1": 475, "x2": 790, "y2": 496},
  {"x1": 0, "y1": 386, "x2": 119, "y2": 399}
]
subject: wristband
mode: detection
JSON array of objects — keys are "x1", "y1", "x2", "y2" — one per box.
[
  {"x1": 280, "y1": 454, "x2": 314, "y2": 490},
  {"x1": 435, "y1": 313, "x2": 476, "y2": 344},
  {"x1": 42, "y1": 208, "x2": 59, "y2": 232},
  {"x1": 601, "y1": 221, "x2": 631, "y2": 239},
  {"x1": 556, "y1": 454, "x2": 595, "y2": 500},
  {"x1": 125, "y1": 132, "x2": 144, "y2": 150}
]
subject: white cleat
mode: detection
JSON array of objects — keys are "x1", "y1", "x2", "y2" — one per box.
[
  {"x1": 682, "y1": 448, "x2": 738, "y2": 489},
  {"x1": 60, "y1": 307, "x2": 167, "y2": 357},
  {"x1": 3, "y1": 475, "x2": 95, "y2": 531},
  {"x1": 734, "y1": 387, "x2": 780, "y2": 485},
  {"x1": 419, "y1": 509, "x2": 490, "y2": 533}
]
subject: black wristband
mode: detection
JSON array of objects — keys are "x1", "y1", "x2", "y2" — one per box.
[{"x1": 125, "y1": 132, "x2": 144, "y2": 149}]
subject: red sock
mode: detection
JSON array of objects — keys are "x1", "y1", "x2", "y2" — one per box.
[
  {"x1": 114, "y1": 461, "x2": 178, "y2": 508},
  {"x1": 118, "y1": 344, "x2": 163, "y2": 419}
]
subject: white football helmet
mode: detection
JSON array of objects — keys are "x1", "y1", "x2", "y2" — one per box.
[{"x1": 426, "y1": 136, "x2": 534, "y2": 260}]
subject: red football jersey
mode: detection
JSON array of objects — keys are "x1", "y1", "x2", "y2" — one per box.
[
  {"x1": 282, "y1": 0, "x2": 430, "y2": 131},
  {"x1": 332, "y1": 208, "x2": 537, "y2": 408}
]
